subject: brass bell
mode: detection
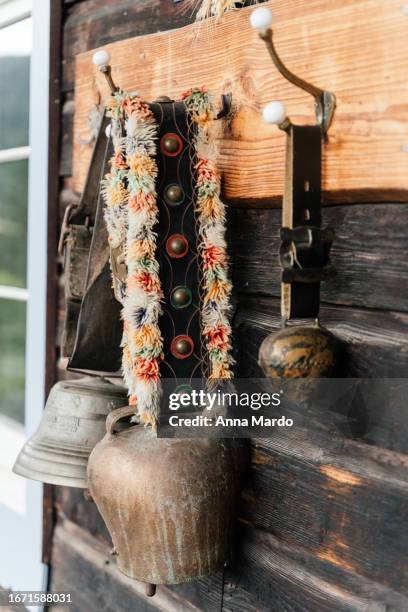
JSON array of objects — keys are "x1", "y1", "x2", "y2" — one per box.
[
  {"x1": 13, "y1": 377, "x2": 128, "y2": 488},
  {"x1": 88, "y1": 406, "x2": 248, "y2": 587},
  {"x1": 259, "y1": 324, "x2": 338, "y2": 378}
]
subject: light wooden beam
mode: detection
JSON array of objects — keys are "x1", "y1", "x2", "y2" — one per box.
[{"x1": 73, "y1": 0, "x2": 408, "y2": 205}]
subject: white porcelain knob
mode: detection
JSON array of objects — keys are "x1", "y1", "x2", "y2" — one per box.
[
  {"x1": 250, "y1": 7, "x2": 273, "y2": 35},
  {"x1": 105, "y1": 124, "x2": 112, "y2": 138},
  {"x1": 262, "y1": 101, "x2": 286, "y2": 125},
  {"x1": 92, "y1": 49, "x2": 111, "y2": 68}
]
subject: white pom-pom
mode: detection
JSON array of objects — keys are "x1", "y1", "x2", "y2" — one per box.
[
  {"x1": 250, "y1": 7, "x2": 273, "y2": 34},
  {"x1": 262, "y1": 101, "x2": 286, "y2": 125},
  {"x1": 92, "y1": 49, "x2": 111, "y2": 67},
  {"x1": 105, "y1": 124, "x2": 112, "y2": 138}
]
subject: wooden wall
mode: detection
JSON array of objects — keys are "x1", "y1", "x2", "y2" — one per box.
[{"x1": 48, "y1": 1, "x2": 408, "y2": 610}]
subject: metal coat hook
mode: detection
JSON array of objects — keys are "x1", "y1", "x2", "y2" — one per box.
[
  {"x1": 250, "y1": 7, "x2": 336, "y2": 133},
  {"x1": 92, "y1": 50, "x2": 119, "y2": 93},
  {"x1": 216, "y1": 93, "x2": 232, "y2": 119}
]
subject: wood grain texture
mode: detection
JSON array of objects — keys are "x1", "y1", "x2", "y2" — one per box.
[
  {"x1": 227, "y1": 526, "x2": 408, "y2": 611},
  {"x1": 50, "y1": 505, "x2": 408, "y2": 611},
  {"x1": 50, "y1": 519, "x2": 221, "y2": 612},
  {"x1": 241, "y1": 432, "x2": 408, "y2": 594},
  {"x1": 228, "y1": 203, "x2": 408, "y2": 312},
  {"x1": 62, "y1": 0, "x2": 196, "y2": 92},
  {"x1": 72, "y1": 0, "x2": 408, "y2": 203}
]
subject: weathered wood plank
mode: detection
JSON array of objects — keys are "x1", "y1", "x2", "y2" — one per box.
[
  {"x1": 51, "y1": 510, "x2": 223, "y2": 611},
  {"x1": 62, "y1": 0, "x2": 195, "y2": 91},
  {"x1": 227, "y1": 526, "x2": 408, "y2": 611},
  {"x1": 239, "y1": 430, "x2": 408, "y2": 594},
  {"x1": 50, "y1": 519, "x2": 217, "y2": 612},
  {"x1": 234, "y1": 296, "x2": 408, "y2": 379},
  {"x1": 222, "y1": 580, "x2": 266, "y2": 612},
  {"x1": 228, "y1": 203, "x2": 408, "y2": 313},
  {"x1": 73, "y1": 0, "x2": 408, "y2": 204},
  {"x1": 54, "y1": 486, "x2": 110, "y2": 543}
]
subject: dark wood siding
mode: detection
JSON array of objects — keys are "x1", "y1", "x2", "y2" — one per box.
[{"x1": 47, "y1": 1, "x2": 408, "y2": 610}]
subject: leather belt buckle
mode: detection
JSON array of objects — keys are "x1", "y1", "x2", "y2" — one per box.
[
  {"x1": 58, "y1": 204, "x2": 92, "y2": 256},
  {"x1": 279, "y1": 224, "x2": 335, "y2": 284},
  {"x1": 58, "y1": 203, "x2": 78, "y2": 256},
  {"x1": 280, "y1": 226, "x2": 335, "y2": 249}
]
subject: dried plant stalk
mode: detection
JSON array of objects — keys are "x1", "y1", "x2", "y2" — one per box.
[{"x1": 185, "y1": 0, "x2": 260, "y2": 21}]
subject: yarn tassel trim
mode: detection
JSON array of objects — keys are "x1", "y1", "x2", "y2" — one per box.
[
  {"x1": 181, "y1": 87, "x2": 234, "y2": 382},
  {"x1": 102, "y1": 93, "x2": 163, "y2": 428}
]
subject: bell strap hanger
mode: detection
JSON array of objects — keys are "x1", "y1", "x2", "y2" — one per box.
[{"x1": 250, "y1": 7, "x2": 336, "y2": 323}]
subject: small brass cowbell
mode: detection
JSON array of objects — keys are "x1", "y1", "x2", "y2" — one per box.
[{"x1": 259, "y1": 325, "x2": 338, "y2": 378}]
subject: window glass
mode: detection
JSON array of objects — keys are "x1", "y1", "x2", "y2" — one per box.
[
  {"x1": 0, "y1": 18, "x2": 31, "y2": 150},
  {"x1": 0, "y1": 298, "x2": 26, "y2": 424},
  {"x1": 0, "y1": 159, "x2": 28, "y2": 287}
]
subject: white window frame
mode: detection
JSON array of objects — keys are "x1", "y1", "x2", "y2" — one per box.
[{"x1": 0, "y1": 0, "x2": 49, "y2": 594}]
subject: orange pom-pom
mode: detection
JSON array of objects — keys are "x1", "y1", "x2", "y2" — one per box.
[{"x1": 134, "y1": 357, "x2": 160, "y2": 381}]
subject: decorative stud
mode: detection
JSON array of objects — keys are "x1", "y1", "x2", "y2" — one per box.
[
  {"x1": 171, "y1": 335, "x2": 194, "y2": 359},
  {"x1": 170, "y1": 286, "x2": 192, "y2": 309},
  {"x1": 160, "y1": 133, "x2": 183, "y2": 157},
  {"x1": 166, "y1": 234, "x2": 189, "y2": 259},
  {"x1": 173, "y1": 384, "x2": 193, "y2": 397},
  {"x1": 164, "y1": 184, "x2": 185, "y2": 206}
]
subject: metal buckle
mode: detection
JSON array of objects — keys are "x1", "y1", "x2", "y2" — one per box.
[
  {"x1": 110, "y1": 244, "x2": 127, "y2": 304},
  {"x1": 280, "y1": 226, "x2": 335, "y2": 249},
  {"x1": 58, "y1": 205, "x2": 92, "y2": 257},
  {"x1": 279, "y1": 225, "x2": 335, "y2": 283},
  {"x1": 58, "y1": 203, "x2": 78, "y2": 256}
]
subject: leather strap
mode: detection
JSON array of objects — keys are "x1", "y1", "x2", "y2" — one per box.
[
  {"x1": 70, "y1": 114, "x2": 111, "y2": 225},
  {"x1": 67, "y1": 124, "x2": 123, "y2": 374},
  {"x1": 61, "y1": 113, "x2": 120, "y2": 368},
  {"x1": 281, "y1": 125, "x2": 333, "y2": 320},
  {"x1": 151, "y1": 100, "x2": 207, "y2": 380}
]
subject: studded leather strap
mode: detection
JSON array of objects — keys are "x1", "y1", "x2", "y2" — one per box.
[{"x1": 151, "y1": 100, "x2": 208, "y2": 381}]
